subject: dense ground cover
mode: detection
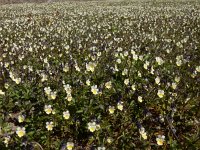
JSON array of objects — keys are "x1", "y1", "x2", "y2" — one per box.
[{"x1": 0, "y1": 0, "x2": 200, "y2": 149}]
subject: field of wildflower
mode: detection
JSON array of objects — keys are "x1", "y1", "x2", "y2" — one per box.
[{"x1": 0, "y1": 0, "x2": 200, "y2": 149}]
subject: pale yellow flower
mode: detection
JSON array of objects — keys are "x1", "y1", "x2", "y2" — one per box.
[
  {"x1": 18, "y1": 115, "x2": 25, "y2": 123},
  {"x1": 4, "y1": 83, "x2": 9, "y2": 89},
  {"x1": 131, "y1": 50, "x2": 138, "y2": 60},
  {"x1": 155, "y1": 57, "x2": 164, "y2": 65},
  {"x1": 105, "y1": 81, "x2": 112, "y2": 89},
  {"x1": 63, "y1": 111, "x2": 70, "y2": 120},
  {"x1": 138, "y1": 96, "x2": 143, "y2": 103},
  {"x1": 171, "y1": 82, "x2": 177, "y2": 89},
  {"x1": 52, "y1": 109, "x2": 56, "y2": 114},
  {"x1": 3, "y1": 136, "x2": 10, "y2": 147},
  {"x1": 88, "y1": 122, "x2": 97, "y2": 132},
  {"x1": 75, "y1": 65, "x2": 80, "y2": 72},
  {"x1": 156, "y1": 135, "x2": 165, "y2": 146},
  {"x1": 97, "y1": 146, "x2": 106, "y2": 150},
  {"x1": 46, "y1": 122, "x2": 54, "y2": 131},
  {"x1": 155, "y1": 76, "x2": 160, "y2": 85},
  {"x1": 86, "y1": 62, "x2": 96, "y2": 72},
  {"x1": 44, "y1": 105, "x2": 52, "y2": 114},
  {"x1": 14, "y1": 78, "x2": 21, "y2": 84},
  {"x1": 176, "y1": 56, "x2": 183, "y2": 67},
  {"x1": 50, "y1": 91, "x2": 57, "y2": 100},
  {"x1": 124, "y1": 51, "x2": 128, "y2": 56},
  {"x1": 64, "y1": 84, "x2": 72, "y2": 94},
  {"x1": 108, "y1": 106, "x2": 115, "y2": 114},
  {"x1": 66, "y1": 94, "x2": 73, "y2": 102},
  {"x1": 176, "y1": 59, "x2": 182, "y2": 66},
  {"x1": 66, "y1": 142, "x2": 74, "y2": 150},
  {"x1": 143, "y1": 61, "x2": 149, "y2": 70},
  {"x1": 107, "y1": 137, "x2": 113, "y2": 143},
  {"x1": 117, "y1": 102, "x2": 123, "y2": 111},
  {"x1": 41, "y1": 73, "x2": 48, "y2": 82},
  {"x1": 131, "y1": 84, "x2": 136, "y2": 91},
  {"x1": 63, "y1": 64, "x2": 69, "y2": 72},
  {"x1": 151, "y1": 66, "x2": 155, "y2": 74},
  {"x1": 124, "y1": 79, "x2": 129, "y2": 85},
  {"x1": 116, "y1": 58, "x2": 121, "y2": 64},
  {"x1": 0, "y1": 89, "x2": 5, "y2": 95},
  {"x1": 44, "y1": 87, "x2": 51, "y2": 95},
  {"x1": 122, "y1": 69, "x2": 128, "y2": 76},
  {"x1": 139, "y1": 127, "x2": 147, "y2": 140},
  {"x1": 175, "y1": 76, "x2": 180, "y2": 83},
  {"x1": 16, "y1": 127, "x2": 26, "y2": 137},
  {"x1": 86, "y1": 79, "x2": 90, "y2": 86},
  {"x1": 91, "y1": 85, "x2": 99, "y2": 95},
  {"x1": 196, "y1": 66, "x2": 200, "y2": 72},
  {"x1": 157, "y1": 90, "x2": 164, "y2": 98},
  {"x1": 138, "y1": 71, "x2": 142, "y2": 77}
]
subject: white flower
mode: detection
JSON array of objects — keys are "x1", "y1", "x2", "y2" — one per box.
[
  {"x1": 66, "y1": 94, "x2": 73, "y2": 102},
  {"x1": 171, "y1": 82, "x2": 177, "y2": 89},
  {"x1": 175, "y1": 76, "x2": 180, "y2": 83},
  {"x1": 29, "y1": 47, "x2": 33, "y2": 52},
  {"x1": 155, "y1": 76, "x2": 160, "y2": 85},
  {"x1": 143, "y1": 61, "x2": 149, "y2": 69},
  {"x1": 107, "y1": 137, "x2": 113, "y2": 143},
  {"x1": 44, "y1": 105, "x2": 52, "y2": 114},
  {"x1": 14, "y1": 78, "x2": 21, "y2": 84},
  {"x1": 64, "y1": 84, "x2": 72, "y2": 94},
  {"x1": 63, "y1": 64, "x2": 69, "y2": 72},
  {"x1": 156, "y1": 135, "x2": 165, "y2": 145},
  {"x1": 151, "y1": 66, "x2": 155, "y2": 74},
  {"x1": 122, "y1": 69, "x2": 128, "y2": 76},
  {"x1": 196, "y1": 66, "x2": 200, "y2": 72},
  {"x1": 155, "y1": 57, "x2": 164, "y2": 65},
  {"x1": 139, "y1": 127, "x2": 147, "y2": 140},
  {"x1": 116, "y1": 58, "x2": 121, "y2": 64},
  {"x1": 46, "y1": 122, "x2": 54, "y2": 131},
  {"x1": 0, "y1": 89, "x2": 5, "y2": 95},
  {"x1": 41, "y1": 73, "x2": 48, "y2": 82},
  {"x1": 4, "y1": 83, "x2": 9, "y2": 89},
  {"x1": 52, "y1": 109, "x2": 56, "y2": 114},
  {"x1": 108, "y1": 106, "x2": 115, "y2": 114},
  {"x1": 176, "y1": 59, "x2": 182, "y2": 66},
  {"x1": 63, "y1": 110, "x2": 70, "y2": 120},
  {"x1": 139, "y1": 55, "x2": 143, "y2": 60},
  {"x1": 117, "y1": 102, "x2": 123, "y2": 111},
  {"x1": 44, "y1": 87, "x2": 51, "y2": 95},
  {"x1": 105, "y1": 81, "x2": 112, "y2": 89},
  {"x1": 18, "y1": 115, "x2": 25, "y2": 123},
  {"x1": 138, "y1": 96, "x2": 143, "y2": 103},
  {"x1": 91, "y1": 85, "x2": 99, "y2": 95},
  {"x1": 131, "y1": 50, "x2": 138, "y2": 60},
  {"x1": 97, "y1": 146, "x2": 106, "y2": 150},
  {"x1": 66, "y1": 142, "x2": 74, "y2": 150},
  {"x1": 16, "y1": 127, "x2": 26, "y2": 137},
  {"x1": 9, "y1": 72, "x2": 21, "y2": 84},
  {"x1": 124, "y1": 79, "x2": 129, "y2": 85},
  {"x1": 86, "y1": 62, "x2": 96, "y2": 72},
  {"x1": 131, "y1": 84, "x2": 136, "y2": 91},
  {"x1": 86, "y1": 79, "x2": 90, "y2": 86},
  {"x1": 50, "y1": 91, "x2": 57, "y2": 100},
  {"x1": 88, "y1": 122, "x2": 97, "y2": 132},
  {"x1": 124, "y1": 51, "x2": 129, "y2": 56},
  {"x1": 75, "y1": 65, "x2": 80, "y2": 72},
  {"x1": 3, "y1": 136, "x2": 10, "y2": 147},
  {"x1": 176, "y1": 55, "x2": 183, "y2": 66},
  {"x1": 157, "y1": 90, "x2": 164, "y2": 98},
  {"x1": 138, "y1": 71, "x2": 142, "y2": 77}
]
